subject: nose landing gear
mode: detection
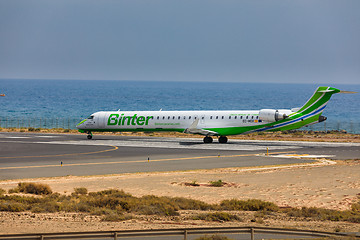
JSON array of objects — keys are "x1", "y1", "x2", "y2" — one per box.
[{"x1": 86, "y1": 132, "x2": 93, "y2": 140}]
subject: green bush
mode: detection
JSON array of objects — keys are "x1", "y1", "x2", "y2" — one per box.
[
  {"x1": 0, "y1": 188, "x2": 5, "y2": 195},
  {"x1": 28, "y1": 127, "x2": 35, "y2": 131},
  {"x1": 219, "y1": 199, "x2": 279, "y2": 212},
  {"x1": 209, "y1": 180, "x2": 225, "y2": 187},
  {"x1": 185, "y1": 180, "x2": 200, "y2": 186}
]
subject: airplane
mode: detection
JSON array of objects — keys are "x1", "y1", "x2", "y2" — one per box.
[{"x1": 77, "y1": 86, "x2": 341, "y2": 143}]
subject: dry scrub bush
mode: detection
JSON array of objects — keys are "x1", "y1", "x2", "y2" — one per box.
[
  {"x1": 1, "y1": 185, "x2": 360, "y2": 223},
  {"x1": 193, "y1": 212, "x2": 242, "y2": 222},
  {"x1": 219, "y1": 199, "x2": 279, "y2": 212},
  {"x1": 12, "y1": 182, "x2": 53, "y2": 195},
  {"x1": 73, "y1": 187, "x2": 88, "y2": 195},
  {"x1": 195, "y1": 235, "x2": 234, "y2": 240}
]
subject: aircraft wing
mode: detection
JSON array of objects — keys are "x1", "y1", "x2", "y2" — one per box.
[{"x1": 183, "y1": 119, "x2": 218, "y2": 136}]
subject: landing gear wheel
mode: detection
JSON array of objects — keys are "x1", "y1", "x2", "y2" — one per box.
[
  {"x1": 87, "y1": 135, "x2": 92, "y2": 140},
  {"x1": 203, "y1": 136, "x2": 213, "y2": 143},
  {"x1": 218, "y1": 136, "x2": 228, "y2": 143}
]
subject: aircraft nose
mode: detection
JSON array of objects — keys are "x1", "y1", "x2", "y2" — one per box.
[{"x1": 76, "y1": 119, "x2": 87, "y2": 129}]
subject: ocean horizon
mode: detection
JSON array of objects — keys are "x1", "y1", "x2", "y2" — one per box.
[{"x1": 0, "y1": 79, "x2": 359, "y2": 133}]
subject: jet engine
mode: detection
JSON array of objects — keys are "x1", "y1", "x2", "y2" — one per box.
[{"x1": 259, "y1": 109, "x2": 292, "y2": 122}]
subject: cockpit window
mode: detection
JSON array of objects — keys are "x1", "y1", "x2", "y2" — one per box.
[{"x1": 87, "y1": 116, "x2": 94, "y2": 119}]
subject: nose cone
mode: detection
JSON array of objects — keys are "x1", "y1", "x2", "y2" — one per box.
[{"x1": 76, "y1": 119, "x2": 87, "y2": 129}]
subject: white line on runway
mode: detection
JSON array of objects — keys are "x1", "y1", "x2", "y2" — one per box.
[{"x1": 3, "y1": 137, "x2": 31, "y2": 139}]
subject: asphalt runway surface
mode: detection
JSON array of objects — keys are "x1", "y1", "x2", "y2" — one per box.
[{"x1": 0, "y1": 132, "x2": 359, "y2": 180}]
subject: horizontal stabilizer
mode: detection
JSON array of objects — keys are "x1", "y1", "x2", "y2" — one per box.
[{"x1": 339, "y1": 90, "x2": 357, "y2": 94}]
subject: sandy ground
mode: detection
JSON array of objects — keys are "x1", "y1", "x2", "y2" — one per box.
[{"x1": 1, "y1": 159, "x2": 359, "y2": 234}]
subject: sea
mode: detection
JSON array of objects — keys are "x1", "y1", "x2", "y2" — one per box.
[{"x1": 0, "y1": 79, "x2": 359, "y2": 133}]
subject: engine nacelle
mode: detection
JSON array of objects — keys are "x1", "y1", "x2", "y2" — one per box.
[{"x1": 259, "y1": 109, "x2": 291, "y2": 122}]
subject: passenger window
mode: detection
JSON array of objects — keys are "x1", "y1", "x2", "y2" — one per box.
[
  {"x1": 252, "y1": 116, "x2": 254, "y2": 119},
  {"x1": 157, "y1": 116, "x2": 159, "y2": 120},
  {"x1": 162, "y1": 116, "x2": 165, "y2": 120},
  {"x1": 246, "y1": 116, "x2": 248, "y2": 119},
  {"x1": 189, "y1": 116, "x2": 191, "y2": 119},
  {"x1": 235, "y1": 116, "x2": 237, "y2": 119},
  {"x1": 202, "y1": 117, "x2": 204, "y2": 119},
  {"x1": 256, "y1": 116, "x2": 259, "y2": 119},
  {"x1": 178, "y1": 116, "x2": 180, "y2": 120},
  {"x1": 229, "y1": 116, "x2": 231, "y2": 119},
  {"x1": 240, "y1": 116, "x2": 243, "y2": 119},
  {"x1": 216, "y1": 116, "x2": 218, "y2": 119},
  {"x1": 168, "y1": 116, "x2": 170, "y2": 119},
  {"x1": 173, "y1": 116, "x2": 175, "y2": 119},
  {"x1": 210, "y1": 116, "x2": 213, "y2": 119},
  {"x1": 184, "y1": 116, "x2": 186, "y2": 119},
  {"x1": 222, "y1": 116, "x2": 224, "y2": 119}
]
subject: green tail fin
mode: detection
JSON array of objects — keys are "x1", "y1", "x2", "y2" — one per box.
[{"x1": 295, "y1": 86, "x2": 340, "y2": 115}]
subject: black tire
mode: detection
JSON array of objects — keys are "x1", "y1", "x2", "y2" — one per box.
[
  {"x1": 218, "y1": 136, "x2": 228, "y2": 143},
  {"x1": 87, "y1": 135, "x2": 92, "y2": 140},
  {"x1": 203, "y1": 136, "x2": 213, "y2": 143}
]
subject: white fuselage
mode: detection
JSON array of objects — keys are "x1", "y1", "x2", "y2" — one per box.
[{"x1": 78, "y1": 110, "x2": 263, "y2": 131}]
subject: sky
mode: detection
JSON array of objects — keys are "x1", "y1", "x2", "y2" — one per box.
[{"x1": 0, "y1": 0, "x2": 359, "y2": 84}]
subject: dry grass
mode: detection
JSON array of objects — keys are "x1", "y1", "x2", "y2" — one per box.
[
  {"x1": 192, "y1": 212, "x2": 242, "y2": 222},
  {"x1": 9, "y1": 182, "x2": 52, "y2": 195},
  {"x1": 1, "y1": 183, "x2": 360, "y2": 223},
  {"x1": 195, "y1": 235, "x2": 234, "y2": 240}
]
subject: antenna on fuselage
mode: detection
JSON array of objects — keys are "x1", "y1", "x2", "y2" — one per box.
[
  {"x1": 159, "y1": 108, "x2": 162, "y2": 111},
  {"x1": 117, "y1": 109, "x2": 121, "y2": 111}
]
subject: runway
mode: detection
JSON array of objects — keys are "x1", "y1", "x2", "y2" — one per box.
[{"x1": 0, "y1": 132, "x2": 359, "y2": 180}]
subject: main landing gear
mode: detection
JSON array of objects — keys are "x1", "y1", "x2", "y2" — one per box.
[
  {"x1": 218, "y1": 136, "x2": 228, "y2": 143},
  {"x1": 203, "y1": 136, "x2": 213, "y2": 143},
  {"x1": 203, "y1": 136, "x2": 228, "y2": 144},
  {"x1": 86, "y1": 132, "x2": 93, "y2": 140}
]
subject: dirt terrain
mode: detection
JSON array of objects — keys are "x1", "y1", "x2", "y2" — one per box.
[{"x1": 1, "y1": 159, "x2": 359, "y2": 234}]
